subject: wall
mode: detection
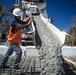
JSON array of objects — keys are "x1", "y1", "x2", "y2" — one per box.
[{"x1": 62, "y1": 46, "x2": 76, "y2": 57}]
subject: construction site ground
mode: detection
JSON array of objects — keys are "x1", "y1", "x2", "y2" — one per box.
[{"x1": 0, "y1": 54, "x2": 76, "y2": 75}]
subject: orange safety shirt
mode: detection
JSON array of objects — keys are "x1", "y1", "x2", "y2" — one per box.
[{"x1": 8, "y1": 27, "x2": 22, "y2": 45}]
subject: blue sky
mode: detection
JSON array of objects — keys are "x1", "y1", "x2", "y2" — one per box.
[
  {"x1": 0, "y1": 0, "x2": 76, "y2": 32},
  {"x1": 46, "y1": 0, "x2": 76, "y2": 32}
]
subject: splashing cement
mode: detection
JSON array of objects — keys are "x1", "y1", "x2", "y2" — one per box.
[{"x1": 34, "y1": 16, "x2": 65, "y2": 75}]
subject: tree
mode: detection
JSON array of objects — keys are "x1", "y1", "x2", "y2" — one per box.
[
  {"x1": 0, "y1": 5, "x2": 5, "y2": 17},
  {"x1": 0, "y1": 5, "x2": 13, "y2": 33},
  {"x1": 65, "y1": 16, "x2": 76, "y2": 46}
]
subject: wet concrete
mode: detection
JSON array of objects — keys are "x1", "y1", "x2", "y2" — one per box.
[{"x1": 34, "y1": 16, "x2": 65, "y2": 75}]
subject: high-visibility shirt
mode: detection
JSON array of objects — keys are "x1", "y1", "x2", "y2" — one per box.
[
  {"x1": 8, "y1": 17, "x2": 30, "y2": 44},
  {"x1": 8, "y1": 19, "x2": 23, "y2": 45},
  {"x1": 8, "y1": 27, "x2": 22, "y2": 45}
]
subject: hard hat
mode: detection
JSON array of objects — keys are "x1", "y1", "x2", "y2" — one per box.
[{"x1": 12, "y1": 8, "x2": 23, "y2": 17}]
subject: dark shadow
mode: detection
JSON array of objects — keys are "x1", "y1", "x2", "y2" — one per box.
[
  {"x1": 2, "y1": 31, "x2": 7, "y2": 42},
  {"x1": 62, "y1": 59, "x2": 76, "y2": 75},
  {"x1": 33, "y1": 20, "x2": 42, "y2": 49}
]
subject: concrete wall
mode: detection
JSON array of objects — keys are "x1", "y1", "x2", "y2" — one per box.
[
  {"x1": 0, "y1": 46, "x2": 39, "y2": 57},
  {"x1": 62, "y1": 46, "x2": 76, "y2": 57},
  {"x1": 0, "y1": 46, "x2": 26, "y2": 56}
]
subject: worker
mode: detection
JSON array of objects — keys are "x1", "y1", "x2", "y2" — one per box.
[{"x1": 0, "y1": 8, "x2": 33, "y2": 70}]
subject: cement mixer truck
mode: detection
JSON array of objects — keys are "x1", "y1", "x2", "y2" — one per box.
[{"x1": 14, "y1": 0, "x2": 41, "y2": 46}]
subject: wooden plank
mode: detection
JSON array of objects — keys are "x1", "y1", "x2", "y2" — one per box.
[{"x1": 64, "y1": 57, "x2": 76, "y2": 66}]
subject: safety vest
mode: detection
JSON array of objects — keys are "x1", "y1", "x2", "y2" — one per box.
[{"x1": 8, "y1": 27, "x2": 22, "y2": 45}]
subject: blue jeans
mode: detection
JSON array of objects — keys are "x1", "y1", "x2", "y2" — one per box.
[{"x1": 0, "y1": 44, "x2": 22, "y2": 67}]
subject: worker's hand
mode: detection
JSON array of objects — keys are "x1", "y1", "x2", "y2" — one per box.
[
  {"x1": 29, "y1": 19, "x2": 33, "y2": 23},
  {"x1": 26, "y1": 18, "x2": 30, "y2": 22},
  {"x1": 28, "y1": 19, "x2": 33, "y2": 25}
]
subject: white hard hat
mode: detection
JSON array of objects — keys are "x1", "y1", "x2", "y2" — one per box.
[{"x1": 13, "y1": 8, "x2": 23, "y2": 17}]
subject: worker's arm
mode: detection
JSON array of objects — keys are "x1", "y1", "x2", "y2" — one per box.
[{"x1": 17, "y1": 19, "x2": 33, "y2": 29}]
